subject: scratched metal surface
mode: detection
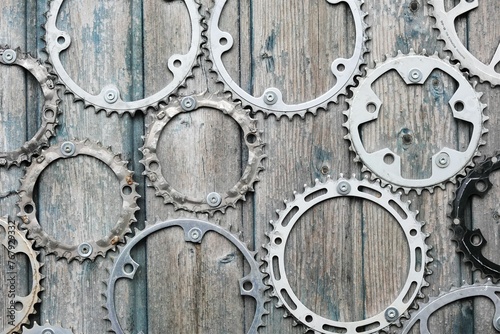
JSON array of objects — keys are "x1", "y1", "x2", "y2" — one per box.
[{"x1": 1, "y1": 0, "x2": 500, "y2": 333}]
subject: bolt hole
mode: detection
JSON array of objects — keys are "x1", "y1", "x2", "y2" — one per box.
[
  {"x1": 220, "y1": 37, "x2": 228, "y2": 45},
  {"x1": 454, "y1": 101, "x2": 464, "y2": 112},
  {"x1": 173, "y1": 59, "x2": 182, "y2": 67},
  {"x1": 274, "y1": 237, "x2": 282, "y2": 245},
  {"x1": 122, "y1": 185, "x2": 132, "y2": 196},
  {"x1": 15, "y1": 301, "x2": 23, "y2": 311},
  {"x1": 57, "y1": 36, "x2": 65, "y2": 44},
  {"x1": 44, "y1": 109, "x2": 55, "y2": 119},
  {"x1": 243, "y1": 281, "x2": 253, "y2": 291},
  {"x1": 470, "y1": 234, "x2": 483, "y2": 246},
  {"x1": 305, "y1": 315, "x2": 313, "y2": 323},
  {"x1": 366, "y1": 102, "x2": 377, "y2": 113},
  {"x1": 337, "y1": 63, "x2": 345, "y2": 72},
  {"x1": 409, "y1": 1, "x2": 419, "y2": 11},
  {"x1": 124, "y1": 263, "x2": 134, "y2": 274},
  {"x1": 149, "y1": 162, "x2": 159, "y2": 171},
  {"x1": 383, "y1": 153, "x2": 395, "y2": 165},
  {"x1": 246, "y1": 133, "x2": 257, "y2": 144},
  {"x1": 475, "y1": 180, "x2": 487, "y2": 192},
  {"x1": 410, "y1": 229, "x2": 417, "y2": 236},
  {"x1": 24, "y1": 204, "x2": 34, "y2": 214}
]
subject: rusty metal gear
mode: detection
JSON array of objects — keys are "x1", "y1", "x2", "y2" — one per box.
[
  {"x1": 450, "y1": 152, "x2": 500, "y2": 280},
  {"x1": 0, "y1": 46, "x2": 60, "y2": 168},
  {"x1": 17, "y1": 139, "x2": 140, "y2": 262},
  {"x1": 343, "y1": 50, "x2": 488, "y2": 194},
  {"x1": 263, "y1": 175, "x2": 432, "y2": 333},
  {"x1": 103, "y1": 218, "x2": 268, "y2": 334},
  {"x1": 43, "y1": 0, "x2": 202, "y2": 116},
  {"x1": 140, "y1": 92, "x2": 266, "y2": 215},
  {"x1": 1, "y1": 216, "x2": 43, "y2": 334},
  {"x1": 401, "y1": 279, "x2": 500, "y2": 333},
  {"x1": 206, "y1": 0, "x2": 369, "y2": 119},
  {"x1": 428, "y1": 0, "x2": 500, "y2": 86}
]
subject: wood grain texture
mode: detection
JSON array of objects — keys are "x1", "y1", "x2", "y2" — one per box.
[{"x1": 1, "y1": 0, "x2": 500, "y2": 333}]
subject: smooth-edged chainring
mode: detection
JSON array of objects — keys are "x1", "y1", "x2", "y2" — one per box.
[
  {"x1": 428, "y1": 0, "x2": 500, "y2": 86},
  {"x1": 343, "y1": 50, "x2": 488, "y2": 194},
  {"x1": 401, "y1": 280, "x2": 500, "y2": 333},
  {"x1": 104, "y1": 218, "x2": 268, "y2": 334},
  {"x1": 206, "y1": 0, "x2": 368, "y2": 119},
  {"x1": 17, "y1": 139, "x2": 140, "y2": 262},
  {"x1": 140, "y1": 92, "x2": 266, "y2": 215},
  {"x1": 263, "y1": 175, "x2": 432, "y2": 333},
  {"x1": 44, "y1": 0, "x2": 202, "y2": 116},
  {"x1": 450, "y1": 152, "x2": 500, "y2": 280},
  {"x1": 0, "y1": 46, "x2": 60, "y2": 168},
  {"x1": 1, "y1": 216, "x2": 43, "y2": 334}
]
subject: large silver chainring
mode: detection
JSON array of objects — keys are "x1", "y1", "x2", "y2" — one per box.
[{"x1": 263, "y1": 176, "x2": 432, "y2": 333}]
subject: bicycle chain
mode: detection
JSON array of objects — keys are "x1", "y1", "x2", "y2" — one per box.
[
  {"x1": 104, "y1": 218, "x2": 268, "y2": 334},
  {"x1": 343, "y1": 50, "x2": 488, "y2": 194},
  {"x1": 1, "y1": 216, "x2": 43, "y2": 334},
  {"x1": 44, "y1": 0, "x2": 202, "y2": 116},
  {"x1": 428, "y1": 0, "x2": 500, "y2": 86},
  {"x1": 17, "y1": 139, "x2": 140, "y2": 262},
  {"x1": 0, "y1": 46, "x2": 60, "y2": 168},
  {"x1": 450, "y1": 152, "x2": 500, "y2": 280},
  {"x1": 140, "y1": 92, "x2": 266, "y2": 215},
  {"x1": 263, "y1": 175, "x2": 432, "y2": 333},
  {"x1": 206, "y1": 0, "x2": 368, "y2": 119}
]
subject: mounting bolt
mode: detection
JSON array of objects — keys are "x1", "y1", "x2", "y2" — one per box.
[
  {"x1": 181, "y1": 96, "x2": 197, "y2": 111},
  {"x1": 436, "y1": 152, "x2": 450, "y2": 168},
  {"x1": 337, "y1": 181, "x2": 351, "y2": 195},
  {"x1": 60, "y1": 141, "x2": 76, "y2": 157},
  {"x1": 42, "y1": 329, "x2": 55, "y2": 334},
  {"x1": 2, "y1": 49, "x2": 16, "y2": 64},
  {"x1": 408, "y1": 68, "x2": 422, "y2": 83},
  {"x1": 384, "y1": 307, "x2": 399, "y2": 322},
  {"x1": 188, "y1": 227, "x2": 202, "y2": 242},
  {"x1": 78, "y1": 242, "x2": 93, "y2": 257},
  {"x1": 263, "y1": 90, "x2": 278, "y2": 105},
  {"x1": 104, "y1": 88, "x2": 119, "y2": 104},
  {"x1": 207, "y1": 192, "x2": 222, "y2": 207}
]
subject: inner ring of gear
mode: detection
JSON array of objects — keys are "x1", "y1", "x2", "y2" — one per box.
[
  {"x1": 17, "y1": 139, "x2": 140, "y2": 262},
  {"x1": 207, "y1": 0, "x2": 368, "y2": 119},
  {"x1": 264, "y1": 176, "x2": 431, "y2": 333},
  {"x1": 450, "y1": 152, "x2": 500, "y2": 279},
  {"x1": 44, "y1": 0, "x2": 202, "y2": 115},
  {"x1": 402, "y1": 280, "x2": 500, "y2": 333},
  {"x1": 104, "y1": 218, "x2": 267, "y2": 334},
  {"x1": 428, "y1": 0, "x2": 500, "y2": 86},
  {"x1": 0, "y1": 46, "x2": 60, "y2": 168},
  {"x1": 140, "y1": 92, "x2": 266, "y2": 215},
  {"x1": 344, "y1": 51, "x2": 487, "y2": 192},
  {"x1": 1, "y1": 216, "x2": 43, "y2": 334}
]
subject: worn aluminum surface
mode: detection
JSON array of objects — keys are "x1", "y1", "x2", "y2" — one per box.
[
  {"x1": 22, "y1": 322, "x2": 73, "y2": 334},
  {"x1": 0, "y1": 46, "x2": 60, "y2": 168},
  {"x1": 104, "y1": 218, "x2": 268, "y2": 334},
  {"x1": 263, "y1": 175, "x2": 432, "y2": 333},
  {"x1": 450, "y1": 152, "x2": 500, "y2": 280},
  {"x1": 344, "y1": 50, "x2": 488, "y2": 193},
  {"x1": 402, "y1": 280, "x2": 500, "y2": 333},
  {"x1": 17, "y1": 139, "x2": 140, "y2": 262},
  {"x1": 44, "y1": 0, "x2": 202, "y2": 115},
  {"x1": 428, "y1": 0, "x2": 500, "y2": 86},
  {"x1": 1, "y1": 216, "x2": 43, "y2": 334},
  {"x1": 207, "y1": 0, "x2": 368, "y2": 119},
  {"x1": 140, "y1": 92, "x2": 266, "y2": 215}
]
